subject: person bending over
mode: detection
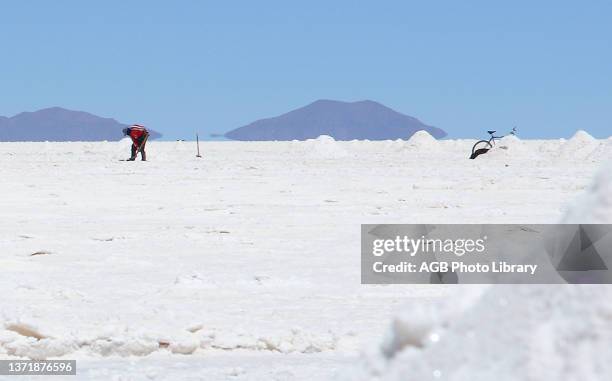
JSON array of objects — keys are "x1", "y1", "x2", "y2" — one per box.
[{"x1": 123, "y1": 124, "x2": 149, "y2": 161}]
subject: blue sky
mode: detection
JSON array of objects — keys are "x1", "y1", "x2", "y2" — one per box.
[{"x1": 1, "y1": 1, "x2": 610, "y2": 139}]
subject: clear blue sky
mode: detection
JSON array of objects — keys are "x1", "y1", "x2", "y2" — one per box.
[{"x1": 1, "y1": 1, "x2": 610, "y2": 139}]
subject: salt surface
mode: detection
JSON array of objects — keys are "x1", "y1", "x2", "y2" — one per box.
[{"x1": 1, "y1": 138, "x2": 611, "y2": 379}]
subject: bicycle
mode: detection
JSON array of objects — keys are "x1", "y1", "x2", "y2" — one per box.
[{"x1": 469, "y1": 127, "x2": 517, "y2": 159}]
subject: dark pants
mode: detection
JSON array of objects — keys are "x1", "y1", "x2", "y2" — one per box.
[{"x1": 131, "y1": 140, "x2": 147, "y2": 161}]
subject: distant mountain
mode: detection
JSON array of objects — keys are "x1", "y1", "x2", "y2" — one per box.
[
  {"x1": 225, "y1": 99, "x2": 446, "y2": 141},
  {"x1": 0, "y1": 107, "x2": 162, "y2": 141}
]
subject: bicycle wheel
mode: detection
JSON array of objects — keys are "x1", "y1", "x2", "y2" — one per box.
[{"x1": 470, "y1": 140, "x2": 493, "y2": 159}]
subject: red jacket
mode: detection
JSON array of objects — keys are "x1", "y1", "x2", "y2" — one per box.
[{"x1": 128, "y1": 125, "x2": 148, "y2": 146}]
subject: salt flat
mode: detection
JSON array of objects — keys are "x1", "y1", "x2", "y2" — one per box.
[{"x1": 0, "y1": 133, "x2": 610, "y2": 379}]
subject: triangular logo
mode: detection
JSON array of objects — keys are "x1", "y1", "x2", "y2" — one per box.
[{"x1": 557, "y1": 225, "x2": 608, "y2": 271}]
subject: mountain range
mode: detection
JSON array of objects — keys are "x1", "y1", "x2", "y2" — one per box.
[
  {"x1": 1, "y1": 101, "x2": 444, "y2": 142},
  {"x1": 225, "y1": 99, "x2": 446, "y2": 141},
  {"x1": 0, "y1": 107, "x2": 161, "y2": 141}
]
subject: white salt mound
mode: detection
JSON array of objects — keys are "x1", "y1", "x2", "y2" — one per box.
[
  {"x1": 407, "y1": 130, "x2": 438, "y2": 148},
  {"x1": 562, "y1": 161, "x2": 612, "y2": 223},
  {"x1": 497, "y1": 133, "x2": 521, "y2": 145},
  {"x1": 570, "y1": 129, "x2": 597, "y2": 144},
  {"x1": 495, "y1": 134, "x2": 525, "y2": 151},
  {"x1": 485, "y1": 134, "x2": 531, "y2": 159},
  {"x1": 313, "y1": 135, "x2": 335, "y2": 143},
  {"x1": 380, "y1": 286, "x2": 487, "y2": 357},
  {"x1": 396, "y1": 130, "x2": 439, "y2": 152},
  {"x1": 369, "y1": 285, "x2": 612, "y2": 381},
  {"x1": 559, "y1": 130, "x2": 599, "y2": 159},
  {"x1": 304, "y1": 135, "x2": 349, "y2": 158}
]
